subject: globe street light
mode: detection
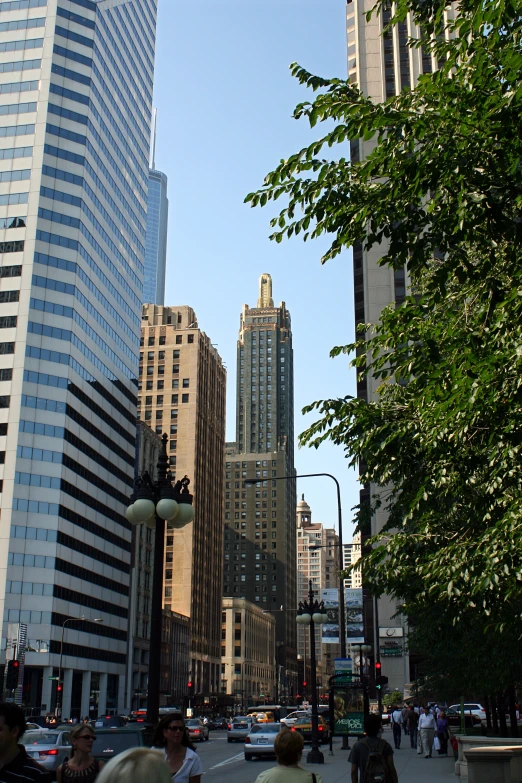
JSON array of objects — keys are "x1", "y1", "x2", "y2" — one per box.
[
  {"x1": 296, "y1": 580, "x2": 329, "y2": 764},
  {"x1": 126, "y1": 433, "x2": 195, "y2": 725}
]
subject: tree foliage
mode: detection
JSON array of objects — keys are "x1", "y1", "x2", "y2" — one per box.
[{"x1": 245, "y1": 0, "x2": 522, "y2": 632}]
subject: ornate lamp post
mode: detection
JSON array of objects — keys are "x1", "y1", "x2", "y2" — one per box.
[
  {"x1": 126, "y1": 434, "x2": 195, "y2": 725},
  {"x1": 296, "y1": 580, "x2": 329, "y2": 764}
]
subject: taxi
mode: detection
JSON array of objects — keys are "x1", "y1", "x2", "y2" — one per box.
[
  {"x1": 252, "y1": 711, "x2": 275, "y2": 723},
  {"x1": 292, "y1": 714, "x2": 330, "y2": 744}
]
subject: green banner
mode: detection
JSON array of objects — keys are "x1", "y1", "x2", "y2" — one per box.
[
  {"x1": 335, "y1": 711, "x2": 365, "y2": 735},
  {"x1": 333, "y1": 688, "x2": 365, "y2": 736}
]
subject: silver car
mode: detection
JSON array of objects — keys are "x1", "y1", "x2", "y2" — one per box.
[
  {"x1": 227, "y1": 716, "x2": 254, "y2": 743},
  {"x1": 22, "y1": 730, "x2": 71, "y2": 775},
  {"x1": 244, "y1": 723, "x2": 281, "y2": 760},
  {"x1": 185, "y1": 719, "x2": 209, "y2": 742}
]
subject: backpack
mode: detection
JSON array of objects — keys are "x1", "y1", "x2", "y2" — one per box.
[{"x1": 362, "y1": 738, "x2": 389, "y2": 783}]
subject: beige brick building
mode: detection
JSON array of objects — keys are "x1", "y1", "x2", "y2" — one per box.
[
  {"x1": 138, "y1": 304, "x2": 226, "y2": 698},
  {"x1": 221, "y1": 597, "x2": 276, "y2": 710}
]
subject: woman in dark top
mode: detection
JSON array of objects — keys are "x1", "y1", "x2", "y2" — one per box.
[
  {"x1": 57, "y1": 724, "x2": 104, "y2": 783},
  {"x1": 436, "y1": 711, "x2": 450, "y2": 757}
]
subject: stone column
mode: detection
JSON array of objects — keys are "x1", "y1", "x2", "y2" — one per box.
[
  {"x1": 41, "y1": 666, "x2": 53, "y2": 716},
  {"x1": 98, "y1": 672, "x2": 108, "y2": 716},
  {"x1": 61, "y1": 669, "x2": 73, "y2": 720},
  {"x1": 80, "y1": 671, "x2": 91, "y2": 720}
]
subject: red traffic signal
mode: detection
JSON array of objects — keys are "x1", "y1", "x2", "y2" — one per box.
[
  {"x1": 302, "y1": 681, "x2": 307, "y2": 687},
  {"x1": 187, "y1": 681, "x2": 192, "y2": 688},
  {"x1": 57, "y1": 684, "x2": 63, "y2": 692},
  {"x1": 375, "y1": 662, "x2": 382, "y2": 671},
  {"x1": 12, "y1": 661, "x2": 19, "y2": 669}
]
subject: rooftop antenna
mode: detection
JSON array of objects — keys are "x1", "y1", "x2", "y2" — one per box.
[{"x1": 150, "y1": 107, "x2": 157, "y2": 169}]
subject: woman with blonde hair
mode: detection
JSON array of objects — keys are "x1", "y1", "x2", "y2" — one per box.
[
  {"x1": 254, "y1": 729, "x2": 324, "y2": 783},
  {"x1": 57, "y1": 723, "x2": 104, "y2": 783},
  {"x1": 96, "y1": 749, "x2": 171, "y2": 783},
  {"x1": 151, "y1": 713, "x2": 202, "y2": 783}
]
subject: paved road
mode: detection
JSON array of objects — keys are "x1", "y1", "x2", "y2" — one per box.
[{"x1": 196, "y1": 727, "x2": 456, "y2": 783}]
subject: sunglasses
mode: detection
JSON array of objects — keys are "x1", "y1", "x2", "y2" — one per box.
[
  {"x1": 167, "y1": 726, "x2": 184, "y2": 732},
  {"x1": 77, "y1": 735, "x2": 95, "y2": 740}
]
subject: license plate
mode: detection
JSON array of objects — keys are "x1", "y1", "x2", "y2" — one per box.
[{"x1": 258, "y1": 738, "x2": 268, "y2": 744}]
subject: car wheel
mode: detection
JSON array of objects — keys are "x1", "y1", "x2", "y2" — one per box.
[
  {"x1": 205, "y1": 734, "x2": 209, "y2": 741},
  {"x1": 227, "y1": 737, "x2": 232, "y2": 743},
  {"x1": 245, "y1": 754, "x2": 253, "y2": 761}
]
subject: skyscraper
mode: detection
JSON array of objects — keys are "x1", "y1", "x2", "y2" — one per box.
[
  {"x1": 224, "y1": 274, "x2": 297, "y2": 695},
  {"x1": 139, "y1": 304, "x2": 226, "y2": 699},
  {"x1": 144, "y1": 167, "x2": 168, "y2": 305},
  {"x1": 0, "y1": 0, "x2": 157, "y2": 716},
  {"x1": 347, "y1": 0, "x2": 455, "y2": 688}
]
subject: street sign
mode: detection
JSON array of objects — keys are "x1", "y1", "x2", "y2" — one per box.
[
  {"x1": 334, "y1": 657, "x2": 353, "y2": 685},
  {"x1": 48, "y1": 677, "x2": 59, "y2": 681},
  {"x1": 380, "y1": 647, "x2": 403, "y2": 657}
]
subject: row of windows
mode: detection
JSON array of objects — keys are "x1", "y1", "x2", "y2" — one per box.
[
  {"x1": 56, "y1": 6, "x2": 95, "y2": 30},
  {"x1": 23, "y1": 368, "x2": 136, "y2": 432},
  {"x1": 21, "y1": 394, "x2": 134, "y2": 467},
  {"x1": 0, "y1": 316, "x2": 16, "y2": 328},
  {"x1": 53, "y1": 611, "x2": 126, "y2": 642},
  {"x1": 0, "y1": 101, "x2": 36, "y2": 115},
  {"x1": 103, "y1": 4, "x2": 153, "y2": 106},
  {"x1": 32, "y1": 277, "x2": 139, "y2": 364},
  {"x1": 0, "y1": 58, "x2": 40, "y2": 73},
  {"x1": 0, "y1": 169, "x2": 29, "y2": 181},
  {"x1": 0, "y1": 145, "x2": 32, "y2": 160},
  {"x1": 19, "y1": 421, "x2": 132, "y2": 487},
  {"x1": 0, "y1": 193, "x2": 28, "y2": 205},
  {"x1": 55, "y1": 555, "x2": 127, "y2": 597},
  {"x1": 13, "y1": 497, "x2": 130, "y2": 552},
  {"x1": 0, "y1": 0, "x2": 46, "y2": 9},
  {"x1": 8, "y1": 552, "x2": 55, "y2": 569},
  {"x1": 0, "y1": 123, "x2": 34, "y2": 137},
  {"x1": 28, "y1": 316, "x2": 135, "y2": 382},
  {"x1": 0, "y1": 290, "x2": 19, "y2": 302},
  {"x1": 6, "y1": 580, "x2": 53, "y2": 595},
  {"x1": 51, "y1": 638, "x2": 125, "y2": 665},
  {"x1": 5, "y1": 609, "x2": 52, "y2": 624},
  {"x1": 58, "y1": 529, "x2": 129, "y2": 574},
  {"x1": 0, "y1": 19, "x2": 44, "y2": 33},
  {"x1": 0, "y1": 342, "x2": 13, "y2": 354},
  {"x1": 34, "y1": 250, "x2": 139, "y2": 343},
  {"x1": 54, "y1": 24, "x2": 92, "y2": 49},
  {"x1": 54, "y1": 583, "x2": 127, "y2": 619},
  {"x1": 0, "y1": 37, "x2": 42, "y2": 53},
  {"x1": 0, "y1": 241, "x2": 24, "y2": 253},
  {"x1": 0, "y1": 79, "x2": 38, "y2": 93}
]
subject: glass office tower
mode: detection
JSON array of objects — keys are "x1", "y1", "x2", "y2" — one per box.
[
  {"x1": 144, "y1": 167, "x2": 168, "y2": 305},
  {"x1": 0, "y1": 0, "x2": 156, "y2": 716}
]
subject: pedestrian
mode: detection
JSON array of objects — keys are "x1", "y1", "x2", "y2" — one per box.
[
  {"x1": 406, "y1": 706, "x2": 419, "y2": 749},
  {"x1": 391, "y1": 704, "x2": 402, "y2": 749},
  {"x1": 96, "y1": 749, "x2": 171, "y2": 783},
  {"x1": 349, "y1": 714, "x2": 398, "y2": 783},
  {"x1": 401, "y1": 704, "x2": 409, "y2": 736},
  {"x1": 0, "y1": 702, "x2": 51, "y2": 783},
  {"x1": 436, "y1": 711, "x2": 449, "y2": 757},
  {"x1": 418, "y1": 706, "x2": 436, "y2": 758},
  {"x1": 151, "y1": 713, "x2": 202, "y2": 783},
  {"x1": 57, "y1": 723, "x2": 104, "y2": 783},
  {"x1": 254, "y1": 729, "x2": 324, "y2": 783}
]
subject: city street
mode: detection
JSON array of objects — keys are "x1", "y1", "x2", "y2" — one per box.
[{"x1": 192, "y1": 727, "x2": 456, "y2": 783}]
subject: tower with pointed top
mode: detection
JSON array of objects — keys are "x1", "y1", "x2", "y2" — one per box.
[{"x1": 223, "y1": 274, "x2": 298, "y2": 699}]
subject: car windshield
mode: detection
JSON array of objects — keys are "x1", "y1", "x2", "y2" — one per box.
[
  {"x1": 91, "y1": 733, "x2": 141, "y2": 756},
  {"x1": 296, "y1": 718, "x2": 310, "y2": 725},
  {"x1": 185, "y1": 721, "x2": 199, "y2": 727},
  {"x1": 22, "y1": 733, "x2": 61, "y2": 746},
  {"x1": 250, "y1": 724, "x2": 280, "y2": 734}
]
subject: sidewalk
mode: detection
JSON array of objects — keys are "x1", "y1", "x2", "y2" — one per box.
[{"x1": 301, "y1": 731, "x2": 456, "y2": 783}]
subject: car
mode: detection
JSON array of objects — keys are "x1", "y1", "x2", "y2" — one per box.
[
  {"x1": 445, "y1": 707, "x2": 482, "y2": 727},
  {"x1": 94, "y1": 716, "x2": 127, "y2": 728},
  {"x1": 251, "y1": 712, "x2": 274, "y2": 724},
  {"x1": 280, "y1": 711, "x2": 309, "y2": 728},
  {"x1": 185, "y1": 719, "x2": 209, "y2": 742},
  {"x1": 90, "y1": 727, "x2": 150, "y2": 762},
  {"x1": 22, "y1": 730, "x2": 72, "y2": 776},
  {"x1": 213, "y1": 718, "x2": 228, "y2": 730},
  {"x1": 227, "y1": 716, "x2": 254, "y2": 742},
  {"x1": 381, "y1": 712, "x2": 391, "y2": 724},
  {"x1": 244, "y1": 723, "x2": 281, "y2": 760},
  {"x1": 448, "y1": 703, "x2": 486, "y2": 721},
  {"x1": 291, "y1": 715, "x2": 330, "y2": 744}
]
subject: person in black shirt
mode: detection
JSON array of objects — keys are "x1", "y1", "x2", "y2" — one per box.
[
  {"x1": 349, "y1": 714, "x2": 398, "y2": 783},
  {"x1": 0, "y1": 702, "x2": 51, "y2": 783}
]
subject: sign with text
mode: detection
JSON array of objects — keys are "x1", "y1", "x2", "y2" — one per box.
[
  {"x1": 333, "y1": 686, "x2": 365, "y2": 735},
  {"x1": 345, "y1": 588, "x2": 364, "y2": 643},
  {"x1": 334, "y1": 657, "x2": 353, "y2": 685}
]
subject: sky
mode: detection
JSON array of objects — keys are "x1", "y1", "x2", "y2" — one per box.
[{"x1": 152, "y1": 0, "x2": 359, "y2": 542}]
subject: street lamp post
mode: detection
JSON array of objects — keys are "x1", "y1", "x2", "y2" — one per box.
[
  {"x1": 296, "y1": 580, "x2": 329, "y2": 765},
  {"x1": 126, "y1": 433, "x2": 195, "y2": 725},
  {"x1": 349, "y1": 643, "x2": 372, "y2": 682},
  {"x1": 55, "y1": 617, "x2": 103, "y2": 718}
]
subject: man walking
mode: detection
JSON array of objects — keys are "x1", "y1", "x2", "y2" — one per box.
[
  {"x1": 407, "y1": 706, "x2": 419, "y2": 749},
  {"x1": 0, "y1": 702, "x2": 51, "y2": 783},
  {"x1": 391, "y1": 704, "x2": 402, "y2": 749},
  {"x1": 349, "y1": 714, "x2": 398, "y2": 783},
  {"x1": 418, "y1": 705, "x2": 436, "y2": 758}
]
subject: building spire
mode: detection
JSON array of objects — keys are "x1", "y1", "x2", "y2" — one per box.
[{"x1": 257, "y1": 273, "x2": 274, "y2": 308}]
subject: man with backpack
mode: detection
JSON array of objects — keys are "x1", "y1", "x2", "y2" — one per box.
[
  {"x1": 390, "y1": 705, "x2": 403, "y2": 749},
  {"x1": 349, "y1": 714, "x2": 399, "y2": 783}
]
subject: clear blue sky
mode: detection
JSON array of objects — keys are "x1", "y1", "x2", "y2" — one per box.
[{"x1": 153, "y1": 0, "x2": 359, "y2": 541}]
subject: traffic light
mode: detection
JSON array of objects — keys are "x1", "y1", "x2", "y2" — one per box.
[
  {"x1": 57, "y1": 684, "x2": 63, "y2": 693},
  {"x1": 375, "y1": 661, "x2": 388, "y2": 690},
  {"x1": 302, "y1": 681, "x2": 307, "y2": 688},
  {"x1": 6, "y1": 660, "x2": 19, "y2": 690},
  {"x1": 187, "y1": 681, "x2": 194, "y2": 699}
]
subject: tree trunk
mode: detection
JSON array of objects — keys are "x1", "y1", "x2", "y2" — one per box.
[
  {"x1": 491, "y1": 696, "x2": 499, "y2": 734},
  {"x1": 484, "y1": 695, "x2": 492, "y2": 733},
  {"x1": 498, "y1": 693, "x2": 508, "y2": 737},
  {"x1": 508, "y1": 684, "x2": 519, "y2": 738}
]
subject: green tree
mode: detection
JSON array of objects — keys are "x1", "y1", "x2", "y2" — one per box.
[{"x1": 245, "y1": 0, "x2": 522, "y2": 628}]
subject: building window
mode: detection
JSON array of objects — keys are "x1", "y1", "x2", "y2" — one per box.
[
  {"x1": 182, "y1": 394, "x2": 189, "y2": 403},
  {"x1": 173, "y1": 350, "x2": 180, "y2": 359},
  {"x1": 172, "y1": 364, "x2": 179, "y2": 374},
  {"x1": 182, "y1": 379, "x2": 189, "y2": 388},
  {"x1": 176, "y1": 335, "x2": 182, "y2": 344},
  {"x1": 188, "y1": 334, "x2": 194, "y2": 343}
]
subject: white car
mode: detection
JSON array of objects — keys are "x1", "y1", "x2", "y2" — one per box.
[
  {"x1": 280, "y1": 710, "x2": 309, "y2": 728},
  {"x1": 448, "y1": 703, "x2": 486, "y2": 720}
]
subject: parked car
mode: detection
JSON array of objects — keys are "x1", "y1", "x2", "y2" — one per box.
[
  {"x1": 292, "y1": 715, "x2": 330, "y2": 745},
  {"x1": 25, "y1": 723, "x2": 48, "y2": 732},
  {"x1": 381, "y1": 712, "x2": 391, "y2": 725},
  {"x1": 22, "y1": 730, "x2": 71, "y2": 776},
  {"x1": 94, "y1": 716, "x2": 127, "y2": 728},
  {"x1": 227, "y1": 716, "x2": 254, "y2": 743},
  {"x1": 90, "y1": 727, "x2": 149, "y2": 763},
  {"x1": 185, "y1": 719, "x2": 209, "y2": 742},
  {"x1": 280, "y1": 711, "x2": 309, "y2": 728},
  {"x1": 448, "y1": 703, "x2": 486, "y2": 721},
  {"x1": 445, "y1": 707, "x2": 482, "y2": 727},
  {"x1": 244, "y1": 723, "x2": 281, "y2": 760}
]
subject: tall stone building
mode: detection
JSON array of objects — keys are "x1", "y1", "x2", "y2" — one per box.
[
  {"x1": 0, "y1": 0, "x2": 157, "y2": 717},
  {"x1": 139, "y1": 304, "x2": 226, "y2": 699},
  {"x1": 346, "y1": 0, "x2": 456, "y2": 687},
  {"x1": 296, "y1": 496, "x2": 339, "y2": 682},
  {"x1": 224, "y1": 274, "x2": 297, "y2": 695}
]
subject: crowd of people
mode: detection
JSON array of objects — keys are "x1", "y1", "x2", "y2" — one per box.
[{"x1": 389, "y1": 703, "x2": 450, "y2": 757}]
